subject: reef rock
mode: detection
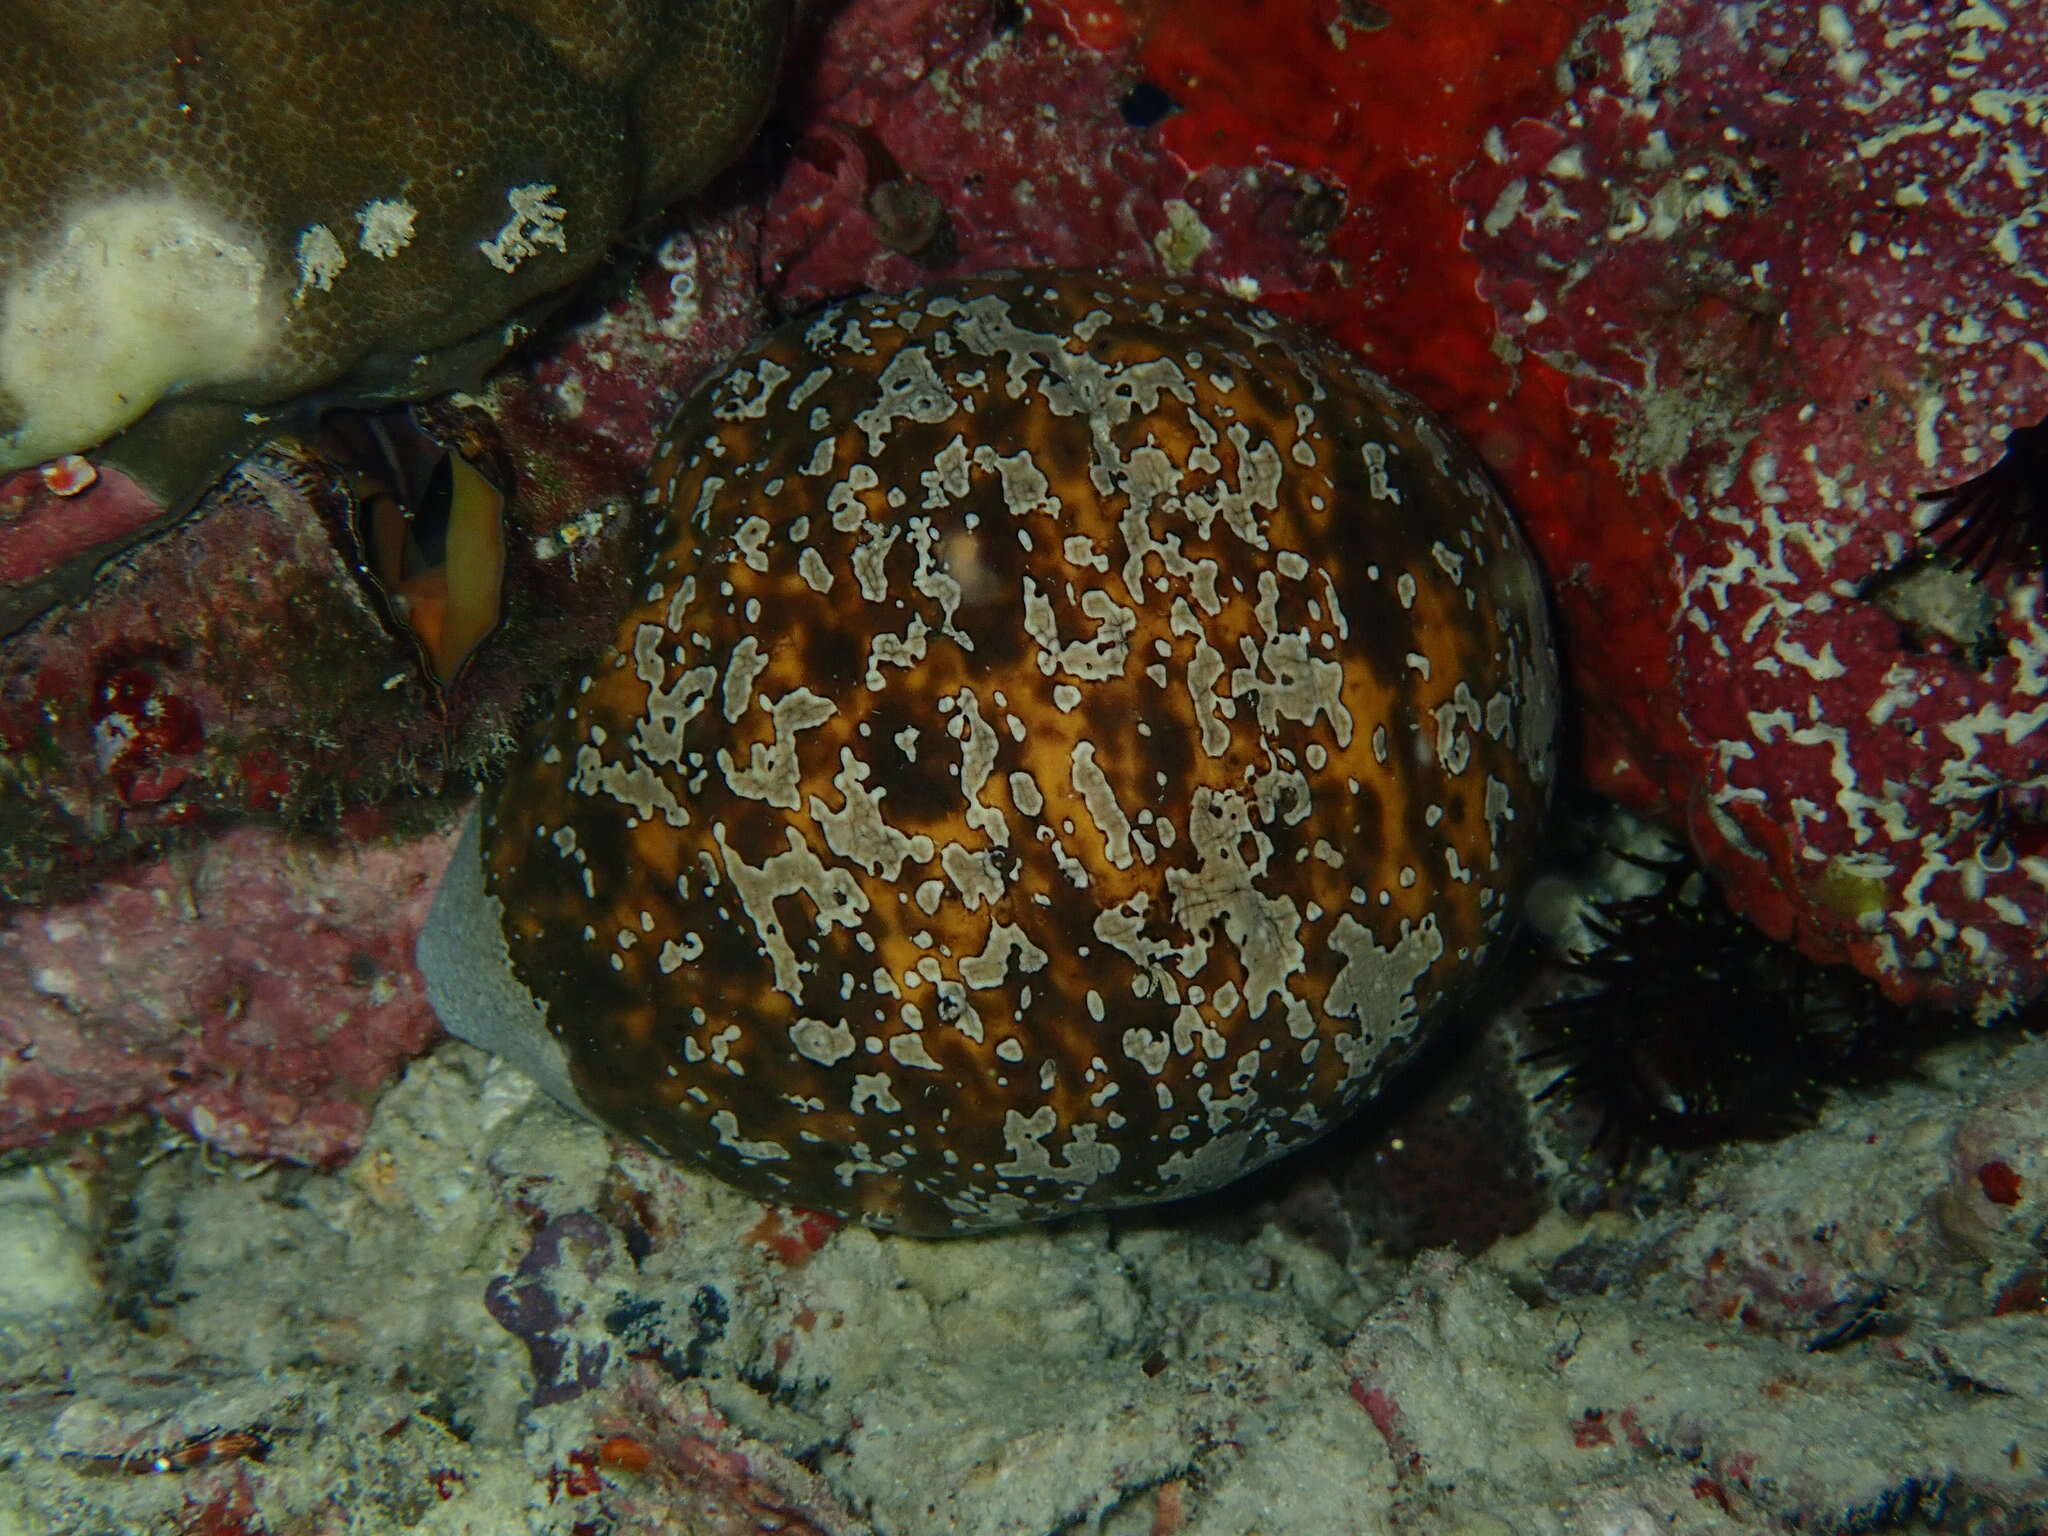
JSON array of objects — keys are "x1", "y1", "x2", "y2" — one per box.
[{"x1": 1457, "y1": 0, "x2": 2048, "y2": 1017}]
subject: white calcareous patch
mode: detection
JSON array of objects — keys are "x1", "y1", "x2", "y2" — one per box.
[
  {"x1": 479, "y1": 183, "x2": 568, "y2": 273},
  {"x1": 0, "y1": 195, "x2": 277, "y2": 472},
  {"x1": 292, "y1": 223, "x2": 347, "y2": 301},
  {"x1": 356, "y1": 197, "x2": 418, "y2": 258}
]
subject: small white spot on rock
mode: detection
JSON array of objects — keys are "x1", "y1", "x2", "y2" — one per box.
[
  {"x1": 356, "y1": 198, "x2": 418, "y2": 258},
  {"x1": 293, "y1": 223, "x2": 347, "y2": 302},
  {"x1": 479, "y1": 183, "x2": 568, "y2": 273}
]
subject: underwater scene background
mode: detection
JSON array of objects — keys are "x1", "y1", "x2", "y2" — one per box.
[{"x1": 1, "y1": 0, "x2": 2045, "y2": 1530}]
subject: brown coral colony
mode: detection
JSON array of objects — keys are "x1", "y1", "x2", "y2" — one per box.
[
  {"x1": 456, "y1": 272, "x2": 1561, "y2": 1234},
  {"x1": 0, "y1": 0, "x2": 792, "y2": 505}
]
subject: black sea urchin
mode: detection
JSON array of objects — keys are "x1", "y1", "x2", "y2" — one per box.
[
  {"x1": 1917, "y1": 411, "x2": 2048, "y2": 578},
  {"x1": 1528, "y1": 851, "x2": 1925, "y2": 1163}
]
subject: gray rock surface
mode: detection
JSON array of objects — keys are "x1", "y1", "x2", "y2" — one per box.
[{"x1": 0, "y1": 1026, "x2": 2043, "y2": 1533}]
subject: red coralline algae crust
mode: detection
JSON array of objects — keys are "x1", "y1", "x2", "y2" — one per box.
[
  {"x1": 0, "y1": 821, "x2": 448, "y2": 1164},
  {"x1": 512, "y1": 201, "x2": 770, "y2": 490},
  {"x1": 1456, "y1": 0, "x2": 2048, "y2": 1016},
  {"x1": 0, "y1": 462, "x2": 163, "y2": 589},
  {"x1": 759, "y1": 0, "x2": 1332, "y2": 308}
]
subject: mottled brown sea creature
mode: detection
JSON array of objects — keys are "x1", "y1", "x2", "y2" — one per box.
[{"x1": 421, "y1": 272, "x2": 1561, "y2": 1234}]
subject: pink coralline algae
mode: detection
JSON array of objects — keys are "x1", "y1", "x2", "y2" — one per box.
[
  {"x1": 0, "y1": 463, "x2": 167, "y2": 629},
  {"x1": 1456, "y1": 0, "x2": 2048, "y2": 1017},
  {"x1": 0, "y1": 822, "x2": 447, "y2": 1164},
  {"x1": 759, "y1": 0, "x2": 1333, "y2": 309}
]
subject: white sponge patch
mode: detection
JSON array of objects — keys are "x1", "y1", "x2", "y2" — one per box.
[{"x1": 0, "y1": 194, "x2": 279, "y2": 473}]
